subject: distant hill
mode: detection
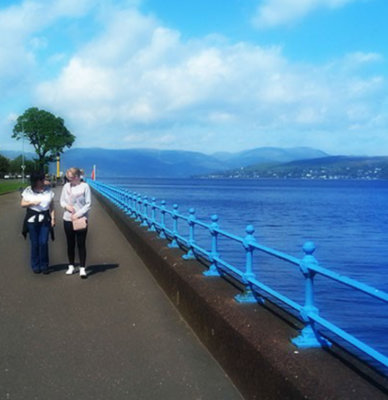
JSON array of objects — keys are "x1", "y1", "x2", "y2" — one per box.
[
  {"x1": 0, "y1": 150, "x2": 35, "y2": 160},
  {"x1": 59, "y1": 148, "x2": 226, "y2": 178},
  {"x1": 207, "y1": 155, "x2": 388, "y2": 180},
  {"x1": 56, "y1": 146, "x2": 329, "y2": 178},
  {"x1": 212, "y1": 146, "x2": 328, "y2": 168},
  {"x1": 5, "y1": 147, "x2": 385, "y2": 179}
]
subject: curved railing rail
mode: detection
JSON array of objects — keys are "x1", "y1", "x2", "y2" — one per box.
[{"x1": 88, "y1": 179, "x2": 388, "y2": 373}]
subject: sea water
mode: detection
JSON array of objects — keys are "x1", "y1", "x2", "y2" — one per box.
[{"x1": 101, "y1": 177, "x2": 388, "y2": 364}]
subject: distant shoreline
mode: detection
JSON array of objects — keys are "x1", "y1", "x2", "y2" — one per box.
[{"x1": 196, "y1": 175, "x2": 388, "y2": 181}]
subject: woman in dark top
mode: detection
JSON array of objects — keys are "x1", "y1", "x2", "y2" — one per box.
[{"x1": 21, "y1": 171, "x2": 55, "y2": 274}]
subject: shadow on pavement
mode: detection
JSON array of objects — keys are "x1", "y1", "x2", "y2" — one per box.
[
  {"x1": 47, "y1": 263, "x2": 119, "y2": 277},
  {"x1": 86, "y1": 264, "x2": 119, "y2": 277},
  {"x1": 49, "y1": 263, "x2": 69, "y2": 273}
]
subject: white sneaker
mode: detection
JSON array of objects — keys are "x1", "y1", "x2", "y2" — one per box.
[
  {"x1": 79, "y1": 267, "x2": 87, "y2": 279},
  {"x1": 65, "y1": 265, "x2": 75, "y2": 275}
]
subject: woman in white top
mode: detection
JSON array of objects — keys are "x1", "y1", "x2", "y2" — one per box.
[
  {"x1": 21, "y1": 171, "x2": 55, "y2": 274},
  {"x1": 60, "y1": 167, "x2": 91, "y2": 278}
]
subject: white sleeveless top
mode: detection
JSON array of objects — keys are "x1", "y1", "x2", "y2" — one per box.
[{"x1": 21, "y1": 186, "x2": 54, "y2": 222}]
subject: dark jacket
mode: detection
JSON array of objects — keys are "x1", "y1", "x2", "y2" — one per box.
[{"x1": 22, "y1": 208, "x2": 55, "y2": 241}]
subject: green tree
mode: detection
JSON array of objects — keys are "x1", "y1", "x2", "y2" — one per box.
[
  {"x1": 9, "y1": 155, "x2": 37, "y2": 175},
  {"x1": 9, "y1": 155, "x2": 22, "y2": 175},
  {"x1": 12, "y1": 107, "x2": 75, "y2": 169},
  {"x1": 0, "y1": 155, "x2": 10, "y2": 177}
]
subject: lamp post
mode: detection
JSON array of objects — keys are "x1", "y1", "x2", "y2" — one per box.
[
  {"x1": 21, "y1": 120, "x2": 25, "y2": 184},
  {"x1": 56, "y1": 153, "x2": 60, "y2": 181}
]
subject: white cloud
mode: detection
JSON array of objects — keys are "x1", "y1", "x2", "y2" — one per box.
[
  {"x1": 32, "y1": 5, "x2": 387, "y2": 154},
  {"x1": 1, "y1": 1, "x2": 387, "y2": 155},
  {"x1": 0, "y1": 0, "x2": 95, "y2": 97},
  {"x1": 123, "y1": 134, "x2": 145, "y2": 144},
  {"x1": 123, "y1": 132, "x2": 175, "y2": 148},
  {"x1": 29, "y1": 36, "x2": 48, "y2": 50},
  {"x1": 252, "y1": 0, "x2": 358, "y2": 28},
  {"x1": 7, "y1": 113, "x2": 19, "y2": 124},
  {"x1": 50, "y1": 0, "x2": 95, "y2": 18},
  {"x1": 343, "y1": 52, "x2": 383, "y2": 66},
  {"x1": 47, "y1": 53, "x2": 67, "y2": 64},
  {"x1": 206, "y1": 112, "x2": 236, "y2": 123}
]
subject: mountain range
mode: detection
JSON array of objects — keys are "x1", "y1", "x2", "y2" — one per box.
[
  {"x1": 211, "y1": 155, "x2": 388, "y2": 180},
  {"x1": 2, "y1": 146, "x2": 386, "y2": 179},
  {"x1": 55, "y1": 146, "x2": 328, "y2": 178}
]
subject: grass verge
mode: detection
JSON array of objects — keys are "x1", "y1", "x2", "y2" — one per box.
[{"x1": 0, "y1": 180, "x2": 27, "y2": 195}]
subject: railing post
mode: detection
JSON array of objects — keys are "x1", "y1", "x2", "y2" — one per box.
[
  {"x1": 135, "y1": 195, "x2": 142, "y2": 222},
  {"x1": 292, "y1": 241, "x2": 331, "y2": 348},
  {"x1": 203, "y1": 215, "x2": 221, "y2": 277},
  {"x1": 159, "y1": 201, "x2": 167, "y2": 239},
  {"x1": 149, "y1": 197, "x2": 157, "y2": 232},
  {"x1": 124, "y1": 190, "x2": 131, "y2": 214},
  {"x1": 120, "y1": 188, "x2": 126, "y2": 210},
  {"x1": 182, "y1": 208, "x2": 196, "y2": 260},
  {"x1": 141, "y1": 196, "x2": 149, "y2": 227},
  {"x1": 111, "y1": 187, "x2": 117, "y2": 206},
  {"x1": 130, "y1": 192, "x2": 137, "y2": 219},
  {"x1": 117, "y1": 187, "x2": 123, "y2": 208},
  {"x1": 114, "y1": 188, "x2": 119, "y2": 206},
  {"x1": 168, "y1": 204, "x2": 179, "y2": 248},
  {"x1": 235, "y1": 225, "x2": 259, "y2": 303},
  {"x1": 117, "y1": 188, "x2": 122, "y2": 208},
  {"x1": 128, "y1": 191, "x2": 136, "y2": 217}
]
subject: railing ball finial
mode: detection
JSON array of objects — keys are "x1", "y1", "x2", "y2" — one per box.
[
  {"x1": 303, "y1": 241, "x2": 316, "y2": 255},
  {"x1": 211, "y1": 214, "x2": 219, "y2": 223},
  {"x1": 173, "y1": 204, "x2": 178, "y2": 210},
  {"x1": 189, "y1": 208, "x2": 195, "y2": 215},
  {"x1": 245, "y1": 225, "x2": 255, "y2": 235}
]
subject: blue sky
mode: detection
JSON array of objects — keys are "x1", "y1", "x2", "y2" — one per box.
[{"x1": 1, "y1": 0, "x2": 387, "y2": 155}]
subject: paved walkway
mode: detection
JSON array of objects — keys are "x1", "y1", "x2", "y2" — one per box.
[{"x1": 0, "y1": 188, "x2": 243, "y2": 400}]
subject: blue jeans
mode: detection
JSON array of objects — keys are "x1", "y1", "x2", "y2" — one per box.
[{"x1": 28, "y1": 222, "x2": 50, "y2": 272}]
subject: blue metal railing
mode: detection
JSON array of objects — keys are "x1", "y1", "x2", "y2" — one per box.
[{"x1": 88, "y1": 179, "x2": 388, "y2": 372}]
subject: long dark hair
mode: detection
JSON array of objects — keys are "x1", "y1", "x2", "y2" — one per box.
[{"x1": 30, "y1": 171, "x2": 45, "y2": 190}]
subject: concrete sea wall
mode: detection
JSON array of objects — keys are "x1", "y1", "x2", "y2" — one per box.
[{"x1": 93, "y1": 189, "x2": 388, "y2": 400}]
